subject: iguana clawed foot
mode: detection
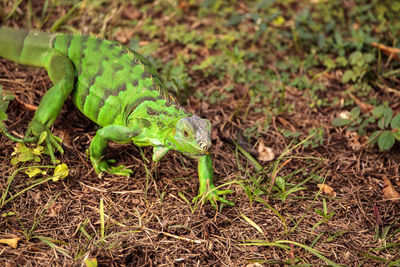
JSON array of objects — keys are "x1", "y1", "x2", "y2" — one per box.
[
  {"x1": 194, "y1": 154, "x2": 234, "y2": 209},
  {"x1": 92, "y1": 158, "x2": 133, "y2": 177},
  {"x1": 192, "y1": 183, "x2": 234, "y2": 209},
  {"x1": 23, "y1": 119, "x2": 64, "y2": 164}
]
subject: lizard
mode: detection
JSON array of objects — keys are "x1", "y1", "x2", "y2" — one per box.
[{"x1": 0, "y1": 26, "x2": 233, "y2": 207}]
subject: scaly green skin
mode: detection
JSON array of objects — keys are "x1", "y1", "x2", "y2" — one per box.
[{"x1": 0, "y1": 27, "x2": 233, "y2": 207}]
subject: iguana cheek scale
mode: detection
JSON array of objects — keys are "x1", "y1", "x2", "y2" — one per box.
[{"x1": 0, "y1": 27, "x2": 233, "y2": 207}]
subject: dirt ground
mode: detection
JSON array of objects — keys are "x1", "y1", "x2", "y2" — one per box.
[{"x1": 1, "y1": 1, "x2": 400, "y2": 266}]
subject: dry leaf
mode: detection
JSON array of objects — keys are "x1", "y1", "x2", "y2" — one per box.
[
  {"x1": 54, "y1": 128, "x2": 70, "y2": 148},
  {"x1": 277, "y1": 116, "x2": 297, "y2": 132},
  {"x1": 121, "y1": 5, "x2": 141, "y2": 20},
  {"x1": 382, "y1": 177, "x2": 400, "y2": 200},
  {"x1": 0, "y1": 237, "x2": 21, "y2": 249},
  {"x1": 257, "y1": 141, "x2": 274, "y2": 161},
  {"x1": 245, "y1": 264, "x2": 263, "y2": 267},
  {"x1": 371, "y1": 42, "x2": 400, "y2": 62},
  {"x1": 114, "y1": 28, "x2": 135, "y2": 44},
  {"x1": 345, "y1": 131, "x2": 362, "y2": 150},
  {"x1": 178, "y1": 0, "x2": 193, "y2": 11},
  {"x1": 349, "y1": 93, "x2": 374, "y2": 113},
  {"x1": 317, "y1": 184, "x2": 336, "y2": 198}
]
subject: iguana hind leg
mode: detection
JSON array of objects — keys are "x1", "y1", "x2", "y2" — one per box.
[{"x1": 25, "y1": 51, "x2": 75, "y2": 163}]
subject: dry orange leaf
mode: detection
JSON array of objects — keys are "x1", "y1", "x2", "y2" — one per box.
[
  {"x1": 317, "y1": 184, "x2": 336, "y2": 198},
  {"x1": 0, "y1": 237, "x2": 21, "y2": 249},
  {"x1": 114, "y1": 28, "x2": 135, "y2": 44},
  {"x1": 257, "y1": 141, "x2": 275, "y2": 161},
  {"x1": 371, "y1": 42, "x2": 400, "y2": 62},
  {"x1": 121, "y1": 5, "x2": 141, "y2": 20},
  {"x1": 349, "y1": 93, "x2": 374, "y2": 113},
  {"x1": 382, "y1": 177, "x2": 400, "y2": 200}
]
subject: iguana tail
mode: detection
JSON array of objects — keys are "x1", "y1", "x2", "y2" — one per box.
[
  {"x1": 0, "y1": 26, "x2": 54, "y2": 67},
  {"x1": 0, "y1": 27, "x2": 60, "y2": 143}
]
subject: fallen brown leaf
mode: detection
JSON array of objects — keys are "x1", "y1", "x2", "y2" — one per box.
[
  {"x1": 345, "y1": 131, "x2": 363, "y2": 150},
  {"x1": 114, "y1": 28, "x2": 135, "y2": 44},
  {"x1": 371, "y1": 42, "x2": 400, "y2": 61},
  {"x1": 382, "y1": 176, "x2": 400, "y2": 200},
  {"x1": 317, "y1": 184, "x2": 336, "y2": 198},
  {"x1": 349, "y1": 93, "x2": 374, "y2": 113},
  {"x1": 257, "y1": 141, "x2": 274, "y2": 161},
  {"x1": 0, "y1": 237, "x2": 21, "y2": 249},
  {"x1": 277, "y1": 116, "x2": 297, "y2": 132},
  {"x1": 121, "y1": 5, "x2": 141, "y2": 20}
]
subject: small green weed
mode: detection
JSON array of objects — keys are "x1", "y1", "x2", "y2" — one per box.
[
  {"x1": 341, "y1": 51, "x2": 375, "y2": 85},
  {"x1": 333, "y1": 103, "x2": 400, "y2": 151},
  {"x1": 0, "y1": 163, "x2": 68, "y2": 208},
  {"x1": 312, "y1": 198, "x2": 335, "y2": 230},
  {"x1": 0, "y1": 85, "x2": 14, "y2": 134},
  {"x1": 303, "y1": 127, "x2": 325, "y2": 149},
  {"x1": 273, "y1": 174, "x2": 307, "y2": 202},
  {"x1": 10, "y1": 143, "x2": 43, "y2": 165},
  {"x1": 280, "y1": 127, "x2": 324, "y2": 149}
]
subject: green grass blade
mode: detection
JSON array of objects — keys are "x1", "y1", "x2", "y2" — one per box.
[
  {"x1": 1, "y1": 165, "x2": 58, "y2": 208},
  {"x1": 33, "y1": 235, "x2": 71, "y2": 258},
  {"x1": 241, "y1": 213, "x2": 264, "y2": 236},
  {"x1": 255, "y1": 196, "x2": 287, "y2": 234},
  {"x1": 99, "y1": 198, "x2": 105, "y2": 241},
  {"x1": 2, "y1": 0, "x2": 24, "y2": 22},
  {"x1": 233, "y1": 141, "x2": 263, "y2": 172},
  {"x1": 50, "y1": 3, "x2": 79, "y2": 32},
  {"x1": 241, "y1": 239, "x2": 341, "y2": 266},
  {"x1": 276, "y1": 240, "x2": 342, "y2": 267}
]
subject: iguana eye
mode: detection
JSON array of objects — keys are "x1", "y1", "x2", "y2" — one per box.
[{"x1": 183, "y1": 130, "x2": 189, "y2": 137}]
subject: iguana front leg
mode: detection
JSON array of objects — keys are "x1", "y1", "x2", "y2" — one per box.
[
  {"x1": 153, "y1": 146, "x2": 170, "y2": 162},
  {"x1": 90, "y1": 125, "x2": 141, "y2": 176},
  {"x1": 25, "y1": 51, "x2": 75, "y2": 163},
  {"x1": 193, "y1": 154, "x2": 234, "y2": 208}
]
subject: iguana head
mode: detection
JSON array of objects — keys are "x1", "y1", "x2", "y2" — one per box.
[{"x1": 166, "y1": 115, "x2": 212, "y2": 157}]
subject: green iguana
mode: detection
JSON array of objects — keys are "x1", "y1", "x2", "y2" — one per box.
[{"x1": 0, "y1": 27, "x2": 233, "y2": 207}]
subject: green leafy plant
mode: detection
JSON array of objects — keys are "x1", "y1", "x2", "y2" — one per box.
[
  {"x1": 313, "y1": 198, "x2": 335, "y2": 230},
  {"x1": 11, "y1": 143, "x2": 43, "y2": 165},
  {"x1": 333, "y1": 103, "x2": 400, "y2": 151},
  {"x1": 0, "y1": 163, "x2": 69, "y2": 208},
  {"x1": 303, "y1": 127, "x2": 325, "y2": 148},
  {"x1": 341, "y1": 51, "x2": 375, "y2": 84},
  {"x1": 0, "y1": 85, "x2": 14, "y2": 133},
  {"x1": 274, "y1": 175, "x2": 307, "y2": 202}
]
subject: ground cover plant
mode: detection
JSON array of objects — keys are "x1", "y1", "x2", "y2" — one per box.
[{"x1": 0, "y1": 0, "x2": 399, "y2": 265}]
